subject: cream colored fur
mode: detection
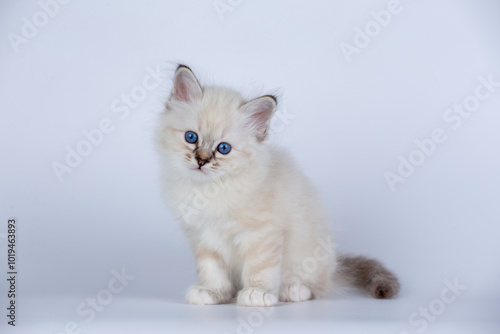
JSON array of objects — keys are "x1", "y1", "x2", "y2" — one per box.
[{"x1": 157, "y1": 65, "x2": 398, "y2": 307}]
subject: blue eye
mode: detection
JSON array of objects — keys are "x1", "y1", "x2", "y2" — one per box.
[
  {"x1": 185, "y1": 131, "x2": 198, "y2": 144},
  {"x1": 217, "y1": 142, "x2": 231, "y2": 154}
]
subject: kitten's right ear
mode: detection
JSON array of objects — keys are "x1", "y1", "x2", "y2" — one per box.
[{"x1": 169, "y1": 65, "x2": 202, "y2": 103}]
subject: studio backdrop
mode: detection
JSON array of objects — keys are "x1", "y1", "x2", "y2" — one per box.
[{"x1": 1, "y1": 1, "x2": 499, "y2": 333}]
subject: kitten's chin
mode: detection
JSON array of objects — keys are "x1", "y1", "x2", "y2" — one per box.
[{"x1": 186, "y1": 165, "x2": 217, "y2": 182}]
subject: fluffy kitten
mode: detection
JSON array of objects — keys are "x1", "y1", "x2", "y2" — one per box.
[{"x1": 157, "y1": 65, "x2": 400, "y2": 307}]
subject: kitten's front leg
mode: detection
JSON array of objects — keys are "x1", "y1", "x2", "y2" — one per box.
[
  {"x1": 186, "y1": 247, "x2": 234, "y2": 305},
  {"x1": 237, "y1": 233, "x2": 282, "y2": 307}
]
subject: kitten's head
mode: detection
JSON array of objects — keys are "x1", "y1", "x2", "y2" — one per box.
[{"x1": 157, "y1": 65, "x2": 276, "y2": 182}]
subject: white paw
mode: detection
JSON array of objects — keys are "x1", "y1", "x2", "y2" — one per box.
[
  {"x1": 186, "y1": 286, "x2": 217, "y2": 305},
  {"x1": 237, "y1": 288, "x2": 278, "y2": 307},
  {"x1": 280, "y1": 283, "x2": 312, "y2": 302}
]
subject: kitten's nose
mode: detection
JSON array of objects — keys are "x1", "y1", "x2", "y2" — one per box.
[
  {"x1": 196, "y1": 157, "x2": 209, "y2": 168},
  {"x1": 195, "y1": 150, "x2": 212, "y2": 168}
]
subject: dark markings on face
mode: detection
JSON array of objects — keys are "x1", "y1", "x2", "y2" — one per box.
[{"x1": 183, "y1": 132, "x2": 230, "y2": 171}]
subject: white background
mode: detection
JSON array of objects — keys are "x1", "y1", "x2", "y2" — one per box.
[{"x1": 1, "y1": 0, "x2": 499, "y2": 333}]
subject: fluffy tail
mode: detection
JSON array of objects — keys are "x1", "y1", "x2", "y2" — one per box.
[{"x1": 336, "y1": 254, "x2": 400, "y2": 299}]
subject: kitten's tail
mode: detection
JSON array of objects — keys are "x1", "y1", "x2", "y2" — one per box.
[{"x1": 335, "y1": 254, "x2": 400, "y2": 299}]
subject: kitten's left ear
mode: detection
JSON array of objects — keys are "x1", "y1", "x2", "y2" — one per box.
[
  {"x1": 241, "y1": 95, "x2": 277, "y2": 141},
  {"x1": 169, "y1": 65, "x2": 202, "y2": 103}
]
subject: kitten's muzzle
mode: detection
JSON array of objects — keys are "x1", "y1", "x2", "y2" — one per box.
[{"x1": 195, "y1": 150, "x2": 212, "y2": 168}]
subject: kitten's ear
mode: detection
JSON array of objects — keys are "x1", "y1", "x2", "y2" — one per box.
[
  {"x1": 169, "y1": 65, "x2": 202, "y2": 103},
  {"x1": 241, "y1": 95, "x2": 277, "y2": 141}
]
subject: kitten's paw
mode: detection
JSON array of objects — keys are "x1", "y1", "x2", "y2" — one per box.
[
  {"x1": 237, "y1": 288, "x2": 278, "y2": 307},
  {"x1": 186, "y1": 285, "x2": 231, "y2": 305},
  {"x1": 279, "y1": 283, "x2": 312, "y2": 302}
]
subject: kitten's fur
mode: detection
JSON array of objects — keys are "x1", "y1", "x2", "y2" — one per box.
[{"x1": 157, "y1": 65, "x2": 400, "y2": 306}]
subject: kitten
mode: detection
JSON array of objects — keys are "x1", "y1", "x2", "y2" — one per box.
[{"x1": 156, "y1": 65, "x2": 400, "y2": 307}]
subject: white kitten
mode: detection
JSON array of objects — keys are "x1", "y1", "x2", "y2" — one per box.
[{"x1": 156, "y1": 65, "x2": 399, "y2": 307}]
